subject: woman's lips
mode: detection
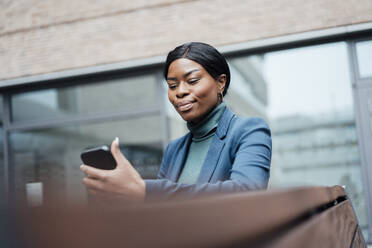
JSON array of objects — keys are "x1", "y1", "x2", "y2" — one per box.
[{"x1": 177, "y1": 101, "x2": 195, "y2": 112}]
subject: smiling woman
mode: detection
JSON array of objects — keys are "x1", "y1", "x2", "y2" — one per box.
[
  {"x1": 166, "y1": 58, "x2": 224, "y2": 123},
  {"x1": 164, "y1": 42, "x2": 230, "y2": 124},
  {"x1": 81, "y1": 42, "x2": 272, "y2": 202}
]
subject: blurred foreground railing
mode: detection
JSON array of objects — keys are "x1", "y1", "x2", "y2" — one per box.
[{"x1": 4, "y1": 186, "x2": 366, "y2": 248}]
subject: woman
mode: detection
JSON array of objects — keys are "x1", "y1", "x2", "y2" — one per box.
[{"x1": 80, "y1": 42, "x2": 272, "y2": 202}]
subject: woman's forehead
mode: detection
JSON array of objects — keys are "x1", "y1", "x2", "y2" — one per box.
[{"x1": 168, "y1": 58, "x2": 205, "y2": 75}]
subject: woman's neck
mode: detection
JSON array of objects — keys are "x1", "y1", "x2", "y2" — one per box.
[
  {"x1": 189, "y1": 101, "x2": 223, "y2": 125},
  {"x1": 187, "y1": 102, "x2": 226, "y2": 139}
]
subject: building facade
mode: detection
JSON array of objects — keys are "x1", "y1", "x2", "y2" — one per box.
[{"x1": 1, "y1": 0, "x2": 372, "y2": 243}]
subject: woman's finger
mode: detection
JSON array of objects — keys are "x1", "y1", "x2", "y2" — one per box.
[
  {"x1": 80, "y1": 164, "x2": 107, "y2": 180},
  {"x1": 83, "y1": 176, "x2": 104, "y2": 191}
]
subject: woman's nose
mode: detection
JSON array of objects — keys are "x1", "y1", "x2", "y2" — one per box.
[{"x1": 176, "y1": 82, "x2": 189, "y2": 98}]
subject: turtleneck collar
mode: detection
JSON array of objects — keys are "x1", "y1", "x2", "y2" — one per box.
[{"x1": 187, "y1": 102, "x2": 226, "y2": 140}]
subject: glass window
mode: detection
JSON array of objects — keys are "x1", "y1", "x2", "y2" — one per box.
[
  {"x1": 11, "y1": 74, "x2": 159, "y2": 122},
  {"x1": 226, "y1": 55, "x2": 267, "y2": 118},
  {"x1": 9, "y1": 115, "x2": 164, "y2": 206},
  {"x1": 356, "y1": 40, "x2": 372, "y2": 78},
  {"x1": 0, "y1": 94, "x2": 3, "y2": 197},
  {"x1": 228, "y1": 42, "x2": 369, "y2": 239},
  {"x1": 0, "y1": 94, "x2": 3, "y2": 125},
  {"x1": 0, "y1": 95, "x2": 4, "y2": 209}
]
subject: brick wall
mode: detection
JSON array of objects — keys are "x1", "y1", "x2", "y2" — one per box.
[{"x1": 1, "y1": 0, "x2": 372, "y2": 80}]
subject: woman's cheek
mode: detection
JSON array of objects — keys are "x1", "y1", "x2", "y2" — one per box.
[
  {"x1": 194, "y1": 83, "x2": 211, "y2": 99},
  {"x1": 168, "y1": 91, "x2": 175, "y2": 105}
]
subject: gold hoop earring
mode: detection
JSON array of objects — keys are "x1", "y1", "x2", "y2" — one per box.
[{"x1": 218, "y1": 92, "x2": 223, "y2": 102}]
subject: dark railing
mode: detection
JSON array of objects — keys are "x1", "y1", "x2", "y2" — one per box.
[{"x1": 4, "y1": 185, "x2": 367, "y2": 248}]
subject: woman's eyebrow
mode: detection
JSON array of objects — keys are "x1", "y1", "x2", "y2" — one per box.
[
  {"x1": 166, "y1": 77, "x2": 176, "y2": 81},
  {"x1": 167, "y1": 69, "x2": 201, "y2": 81},
  {"x1": 183, "y1": 69, "x2": 200, "y2": 77}
]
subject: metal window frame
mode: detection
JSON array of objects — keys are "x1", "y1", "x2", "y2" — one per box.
[
  {"x1": 0, "y1": 21, "x2": 372, "y2": 242},
  {"x1": 2, "y1": 95, "x2": 10, "y2": 203},
  {"x1": 7, "y1": 106, "x2": 162, "y2": 132},
  {"x1": 348, "y1": 38, "x2": 372, "y2": 242},
  {"x1": 351, "y1": 37, "x2": 372, "y2": 83}
]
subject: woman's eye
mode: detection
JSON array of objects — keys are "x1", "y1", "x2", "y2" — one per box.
[
  {"x1": 188, "y1": 78, "x2": 199, "y2": 84},
  {"x1": 168, "y1": 84, "x2": 177, "y2": 89}
]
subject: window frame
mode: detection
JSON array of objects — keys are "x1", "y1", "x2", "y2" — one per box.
[{"x1": 348, "y1": 38, "x2": 372, "y2": 242}]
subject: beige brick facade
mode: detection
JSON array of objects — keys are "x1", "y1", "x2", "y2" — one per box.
[{"x1": 1, "y1": 0, "x2": 372, "y2": 80}]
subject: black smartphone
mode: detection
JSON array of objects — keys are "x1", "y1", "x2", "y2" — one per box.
[{"x1": 80, "y1": 145, "x2": 116, "y2": 170}]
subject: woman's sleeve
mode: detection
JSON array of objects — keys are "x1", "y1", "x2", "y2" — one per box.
[{"x1": 145, "y1": 118, "x2": 272, "y2": 201}]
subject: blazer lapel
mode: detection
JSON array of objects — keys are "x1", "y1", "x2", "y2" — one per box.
[
  {"x1": 168, "y1": 133, "x2": 192, "y2": 182},
  {"x1": 196, "y1": 136, "x2": 225, "y2": 183},
  {"x1": 196, "y1": 107, "x2": 235, "y2": 183}
]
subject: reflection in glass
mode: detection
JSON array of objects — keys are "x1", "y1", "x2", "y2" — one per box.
[
  {"x1": 0, "y1": 95, "x2": 4, "y2": 208},
  {"x1": 356, "y1": 40, "x2": 372, "y2": 78},
  {"x1": 11, "y1": 74, "x2": 158, "y2": 122},
  {"x1": 226, "y1": 56, "x2": 268, "y2": 118},
  {"x1": 9, "y1": 115, "x2": 164, "y2": 206},
  {"x1": 228, "y1": 42, "x2": 369, "y2": 239}
]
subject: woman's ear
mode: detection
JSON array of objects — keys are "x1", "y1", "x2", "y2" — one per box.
[{"x1": 217, "y1": 74, "x2": 227, "y2": 93}]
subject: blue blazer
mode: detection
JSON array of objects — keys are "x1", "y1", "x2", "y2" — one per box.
[{"x1": 145, "y1": 107, "x2": 272, "y2": 200}]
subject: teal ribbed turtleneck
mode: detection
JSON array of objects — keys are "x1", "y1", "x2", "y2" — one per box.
[{"x1": 177, "y1": 102, "x2": 226, "y2": 184}]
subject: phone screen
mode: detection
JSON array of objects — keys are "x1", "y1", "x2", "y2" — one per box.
[{"x1": 80, "y1": 145, "x2": 116, "y2": 170}]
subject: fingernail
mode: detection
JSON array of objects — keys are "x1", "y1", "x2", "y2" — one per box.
[{"x1": 114, "y1": 137, "x2": 119, "y2": 146}]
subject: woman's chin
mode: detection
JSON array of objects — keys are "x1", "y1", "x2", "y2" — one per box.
[
  {"x1": 180, "y1": 115, "x2": 193, "y2": 123},
  {"x1": 180, "y1": 113, "x2": 205, "y2": 124},
  {"x1": 179, "y1": 112, "x2": 197, "y2": 123}
]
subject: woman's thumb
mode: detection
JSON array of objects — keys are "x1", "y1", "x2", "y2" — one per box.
[{"x1": 111, "y1": 137, "x2": 127, "y2": 167}]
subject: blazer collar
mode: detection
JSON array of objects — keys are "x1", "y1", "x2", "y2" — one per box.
[
  {"x1": 196, "y1": 107, "x2": 234, "y2": 183},
  {"x1": 215, "y1": 106, "x2": 235, "y2": 140},
  {"x1": 170, "y1": 107, "x2": 235, "y2": 183}
]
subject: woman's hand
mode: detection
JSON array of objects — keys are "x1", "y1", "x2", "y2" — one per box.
[{"x1": 80, "y1": 137, "x2": 145, "y2": 203}]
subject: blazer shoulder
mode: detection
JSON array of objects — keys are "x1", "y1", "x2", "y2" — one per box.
[
  {"x1": 231, "y1": 116, "x2": 271, "y2": 135},
  {"x1": 228, "y1": 116, "x2": 272, "y2": 159}
]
